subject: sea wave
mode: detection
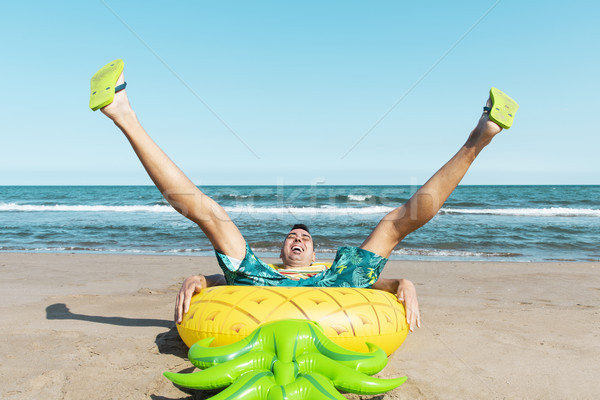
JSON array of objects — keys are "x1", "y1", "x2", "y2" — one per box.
[
  {"x1": 0, "y1": 203, "x2": 175, "y2": 213},
  {"x1": 224, "y1": 205, "x2": 394, "y2": 215},
  {"x1": 390, "y1": 248, "x2": 519, "y2": 259},
  {"x1": 347, "y1": 194, "x2": 374, "y2": 202},
  {"x1": 2, "y1": 203, "x2": 598, "y2": 217},
  {"x1": 0, "y1": 246, "x2": 213, "y2": 255},
  {"x1": 0, "y1": 203, "x2": 394, "y2": 215},
  {"x1": 442, "y1": 207, "x2": 600, "y2": 217}
]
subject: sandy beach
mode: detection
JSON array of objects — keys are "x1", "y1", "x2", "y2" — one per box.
[{"x1": 1, "y1": 253, "x2": 598, "y2": 399}]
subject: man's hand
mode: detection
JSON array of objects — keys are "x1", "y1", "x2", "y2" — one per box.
[
  {"x1": 175, "y1": 275, "x2": 206, "y2": 324},
  {"x1": 174, "y1": 273, "x2": 227, "y2": 323},
  {"x1": 395, "y1": 278, "x2": 420, "y2": 332},
  {"x1": 372, "y1": 277, "x2": 421, "y2": 332}
]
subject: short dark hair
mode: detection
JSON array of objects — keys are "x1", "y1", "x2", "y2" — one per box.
[{"x1": 290, "y1": 224, "x2": 310, "y2": 235}]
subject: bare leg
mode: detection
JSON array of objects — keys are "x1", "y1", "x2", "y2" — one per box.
[
  {"x1": 100, "y1": 72, "x2": 246, "y2": 259},
  {"x1": 361, "y1": 98, "x2": 503, "y2": 258}
]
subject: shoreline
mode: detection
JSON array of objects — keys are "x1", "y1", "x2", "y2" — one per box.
[
  {"x1": 1, "y1": 253, "x2": 599, "y2": 399},
  {"x1": 2, "y1": 250, "x2": 598, "y2": 264}
]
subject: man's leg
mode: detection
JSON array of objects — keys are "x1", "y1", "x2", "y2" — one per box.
[
  {"x1": 99, "y1": 71, "x2": 246, "y2": 260},
  {"x1": 365, "y1": 96, "x2": 505, "y2": 331},
  {"x1": 360, "y1": 97, "x2": 503, "y2": 258}
]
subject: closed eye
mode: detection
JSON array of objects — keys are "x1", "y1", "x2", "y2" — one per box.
[{"x1": 287, "y1": 233, "x2": 312, "y2": 242}]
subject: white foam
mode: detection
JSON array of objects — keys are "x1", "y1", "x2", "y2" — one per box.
[
  {"x1": 0, "y1": 203, "x2": 175, "y2": 213},
  {"x1": 347, "y1": 194, "x2": 373, "y2": 201},
  {"x1": 391, "y1": 248, "x2": 512, "y2": 258},
  {"x1": 442, "y1": 207, "x2": 600, "y2": 217},
  {"x1": 2, "y1": 202, "x2": 598, "y2": 218},
  {"x1": 224, "y1": 205, "x2": 394, "y2": 215},
  {"x1": 0, "y1": 203, "x2": 391, "y2": 215},
  {"x1": 0, "y1": 246, "x2": 210, "y2": 255}
]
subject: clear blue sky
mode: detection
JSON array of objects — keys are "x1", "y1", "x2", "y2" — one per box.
[{"x1": 1, "y1": 1, "x2": 598, "y2": 185}]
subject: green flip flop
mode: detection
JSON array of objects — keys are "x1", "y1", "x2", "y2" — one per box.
[
  {"x1": 484, "y1": 87, "x2": 519, "y2": 129},
  {"x1": 89, "y1": 59, "x2": 127, "y2": 111}
]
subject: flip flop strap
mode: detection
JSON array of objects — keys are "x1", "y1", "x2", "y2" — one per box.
[{"x1": 115, "y1": 82, "x2": 127, "y2": 92}]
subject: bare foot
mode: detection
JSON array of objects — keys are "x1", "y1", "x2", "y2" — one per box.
[
  {"x1": 465, "y1": 97, "x2": 503, "y2": 151},
  {"x1": 100, "y1": 72, "x2": 135, "y2": 125}
]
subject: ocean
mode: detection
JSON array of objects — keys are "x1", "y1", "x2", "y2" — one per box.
[{"x1": 1, "y1": 185, "x2": 598, "y2": 262}]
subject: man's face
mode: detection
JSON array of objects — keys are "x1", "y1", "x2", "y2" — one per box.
[{"x1": 280, "y1": 228, "x2": 316, "y2": 267}]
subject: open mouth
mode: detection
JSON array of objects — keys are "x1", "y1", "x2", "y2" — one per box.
[{"x1": 291, "y1": 245, "x2": 303, "y2": 254}]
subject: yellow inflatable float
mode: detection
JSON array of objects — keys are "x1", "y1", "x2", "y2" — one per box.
[{"x1": 177, "y1": 285, "x2": 408, "y2": 355}]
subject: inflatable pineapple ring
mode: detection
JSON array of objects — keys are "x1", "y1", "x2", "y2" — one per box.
[
  {"x1": 177, "y1": 285, "x2": 409, "y2": 355},
  {"x1": 165, "y1": 319, "x2": 407, "y2": 398}
]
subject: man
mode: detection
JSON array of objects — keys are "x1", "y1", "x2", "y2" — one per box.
[{"x1": 91, "y1": 59, "x2": 517, "y2": 334}]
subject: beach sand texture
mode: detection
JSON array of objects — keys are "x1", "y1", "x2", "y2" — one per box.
[{"x1": 1, "y1": 253, "x2": 599, "y2": 399}]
